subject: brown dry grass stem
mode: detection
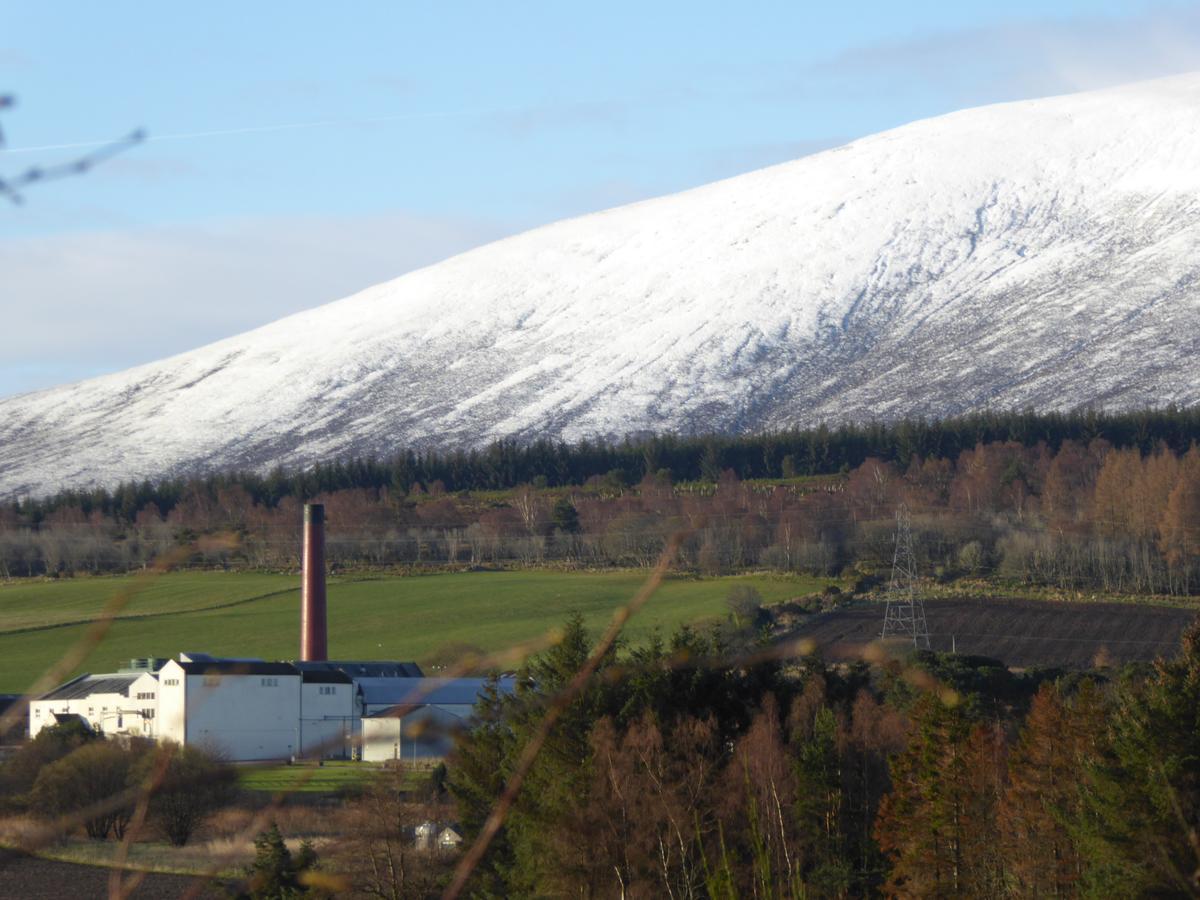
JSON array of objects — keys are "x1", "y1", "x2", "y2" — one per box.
[
  {"x1": 443, "y1": 531, "x2": 685, "y2": 900},
  {"x1": 0, "y1": 538, "x2": 237, "y2": 740},
  {"x1": 170, "y1": 631, "x2": 569, "y2": 900},
  {"x1": 6, "y1": 526, "x2": 701, "y2": 899},
  {"x1": 108, "y1": 743, "x2": 175, "y2": 900}
]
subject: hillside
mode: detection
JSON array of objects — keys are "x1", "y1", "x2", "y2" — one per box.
[{"x1": 4, "y1": 73, "x2": 1200, "y2": 497}]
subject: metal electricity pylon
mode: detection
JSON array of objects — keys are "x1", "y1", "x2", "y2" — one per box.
[{"x1": 880, "y1": 504, "x2": 931, "y2": 649}]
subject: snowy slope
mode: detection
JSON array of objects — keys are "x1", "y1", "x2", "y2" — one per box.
[{"x1": 5, "y1": 74, "x2": 1200, "y2": 497}]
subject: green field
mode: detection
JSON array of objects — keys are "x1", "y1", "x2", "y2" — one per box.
[
  {"x1": 0, "y1": 570, "x2": 835, "y2": 693},
  {"x1": 0, "y1": 572, "x2": 300, "y2": 632},
  {"x1": 237, "y1": 760, "x2": 389, "y2": 794}
]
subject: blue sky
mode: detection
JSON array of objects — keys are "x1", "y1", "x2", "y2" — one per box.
[{"x1": 3, "y1": 1, "x2": 1200, "y2": 396}]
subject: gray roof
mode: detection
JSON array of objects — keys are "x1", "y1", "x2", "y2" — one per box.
[
  {"x1": 356, "y1": 677, "x2": 515, "y2": 708},
  {"x1": 368, "y1": 702, "x2": 468, "y2": 720},
  {"x1": 177, "y1": 660, "x2": 298, "y2": 676},
  {"x1": 39, "y1": 674, "x2": 141, "y2": 701},
  {"x1": 293, "y1": 660, "x2": 423, "y2": 679},
  {"x1": 300, "y1": 669, "x2": 353, "y2": 685}
]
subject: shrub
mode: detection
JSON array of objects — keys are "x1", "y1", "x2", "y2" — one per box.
[
  {"x1": 31, "y1": 740, "x2": 146, "y2": 839},
  {"x1": 139, "y1": 743, "x2": 238, "y2": 846},
  {"x1": 0, "y1": 718, "x2": 96, "y2": 807},
  {"x1": 726, "y1": 585, "x2": 766, "y2": 630}
]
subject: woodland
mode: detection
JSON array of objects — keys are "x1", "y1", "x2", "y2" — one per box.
[
  {"x1": 3, "y1": 410, "x2": 1200, "y2": 595},
  {"x1": 446, "y1": 613, "x2": 1200, "y2": 898}
]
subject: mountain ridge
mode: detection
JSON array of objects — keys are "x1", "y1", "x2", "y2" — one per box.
[{"x1": 4, "y1": 73, "x2": 1200, "y2": 498}]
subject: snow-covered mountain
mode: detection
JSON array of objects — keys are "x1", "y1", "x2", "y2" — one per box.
[{"x1": 5, "y1": 74, "x2": 1200, "y2": 498}]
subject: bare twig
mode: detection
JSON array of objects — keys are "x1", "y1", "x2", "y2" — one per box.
[
  {"x1": 443, "y1": 531, "x2": 685, "y2": 899},
  {"x1": 0, "y1": 93, "x2": 143, "y2": 204}
]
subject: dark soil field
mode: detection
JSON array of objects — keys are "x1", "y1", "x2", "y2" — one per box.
[
  {"x1": 790, "y1": 599, "x2": 1200, "y2": 669},
  {"x1": 0, "y1": 848, "x2": 224, "y2": 899}
]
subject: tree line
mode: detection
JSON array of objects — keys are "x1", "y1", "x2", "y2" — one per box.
[
  {"x1": 12, "y1": 407, "x2": 1200, "y2": 524},
  {"x1": 3, "y1": 427, "x2": 1200, "y2": 594}
]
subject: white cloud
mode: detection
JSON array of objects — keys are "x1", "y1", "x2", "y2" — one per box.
[
  {"x1": 0, "y1": 212, "x2": 510, "y2": 398},
  {"x1": 772, "y1": 7, "x2": 1200, "y2": 107}
]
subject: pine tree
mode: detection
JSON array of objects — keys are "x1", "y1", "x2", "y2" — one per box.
[
  {"x1": 1000, "y1": 683, "x2": 1089, "y2": 896},
  {"x1": 497, "y1": 615, "x2": 619, "y2": 895},
  {"x1": 1078, "y1": 620, "x2": 1200, "y2": 897},
  {"x1": 794, "y1": 704, "x2": 851, "y2": 893},
  {"x1": 446, "y1": 676, "x2": 515, "y2": 896},
  {"x1": 238, "y1": 822, "x2": 322, "y2": 899},
  {"x1": 551, "y1": 495, "x2": 581, "y2": 534},
  {"x1": 874, "y1": 694, "x2": 1003, "y2": 898}
]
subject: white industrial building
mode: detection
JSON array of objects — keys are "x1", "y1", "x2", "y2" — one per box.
[
  {"x1": 29, "y1": 670, "x2": 160, "y2": 740},
  {"x1": 28, "y1": 504, "x2": 516, "y2": 762},
  {"x1": 30, "y1": 653, "x2": 514, "y2": 762}
]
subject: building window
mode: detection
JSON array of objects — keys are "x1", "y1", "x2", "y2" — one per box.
[
  {"x1": 318, "y1": 685, "x2": 337, "y2": 696},
  {"x1": 33, "y1": 709, "x2": 39, "y2": 718},
  {"x1": 164, "y1": 678, "x2": 179, "y2": 686},
  {"x1": 136, "y1": 692, "x2": 155, "y2": 700},
  {"x1": 261, "y1": 677, "x2": 279, "y2": 687}
]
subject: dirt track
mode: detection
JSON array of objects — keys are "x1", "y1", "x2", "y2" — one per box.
[{"x1": 789, "y1": 598, "x2": 1200, "y2": 669}]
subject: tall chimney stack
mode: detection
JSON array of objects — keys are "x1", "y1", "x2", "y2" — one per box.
[{"x1": 301, "y1": 503, "x2": 328, "y2": 661}]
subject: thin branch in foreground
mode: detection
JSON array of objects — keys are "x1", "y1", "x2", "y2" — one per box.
[
  {"x1": 443, "y1": 531, "x2": 686, "y2": 900},
  {"x1": 0, "y1": 93, "x2": 144, "y2": 204},
  {"x1": 0, "y1": 540, "x2": 224, "y2": 741}
]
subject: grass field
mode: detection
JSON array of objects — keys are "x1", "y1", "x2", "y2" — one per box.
[
  {"x1": 0, "y1": 569, "x2": 836, "y2": 693},
  {"x1": 0, "y1": 572, "x2": 300, "y2": 633},
  {"x1": 237, "y1": 760, "x2": 392, "y2": 794}
]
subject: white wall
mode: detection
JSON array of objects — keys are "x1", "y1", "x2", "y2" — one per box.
[
  {"x1": 158, "y1": 661, "x2": 187, "y2": 745},
  {"x1": 361, "y1": 706, "x2": 464, "y2": 762},
  {"x1": 183, "y1": 669, "x2": 301, "y2": 761},
  {"x1": 128, "y1": 673, "x2": 160, "y2": 739},
  {"x1": 361, "y1": 717, "x2": 402, "y2": 762},
  {"x1": 28, "y1": 699, "x2": 70, "y2": 737},
  {"x1": 300, "y1": 682, "x2": 356, "y2": 759},
  {"x1": 29, "y1": 676, "x2": 158, "y2": 740}
]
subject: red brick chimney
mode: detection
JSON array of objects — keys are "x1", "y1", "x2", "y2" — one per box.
[{"x1": 301, "y1": 503, "x2": 328, "y2": 661}]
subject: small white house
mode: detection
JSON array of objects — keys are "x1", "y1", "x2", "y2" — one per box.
[{"x1": 414, "y1": 822, "x2": 464, "y2": 851}]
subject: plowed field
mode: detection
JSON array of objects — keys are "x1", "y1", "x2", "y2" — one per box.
[
  {"x1": 0, "y1": 849, "x2": 222, "y2": 899},
  {"x1": 791, "y1": 599, "x2": 1200, "y2": 669}
]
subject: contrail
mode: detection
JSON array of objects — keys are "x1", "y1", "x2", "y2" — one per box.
[{"x1": 0, "y1": 106, "x2": 512, "y2": 154}]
